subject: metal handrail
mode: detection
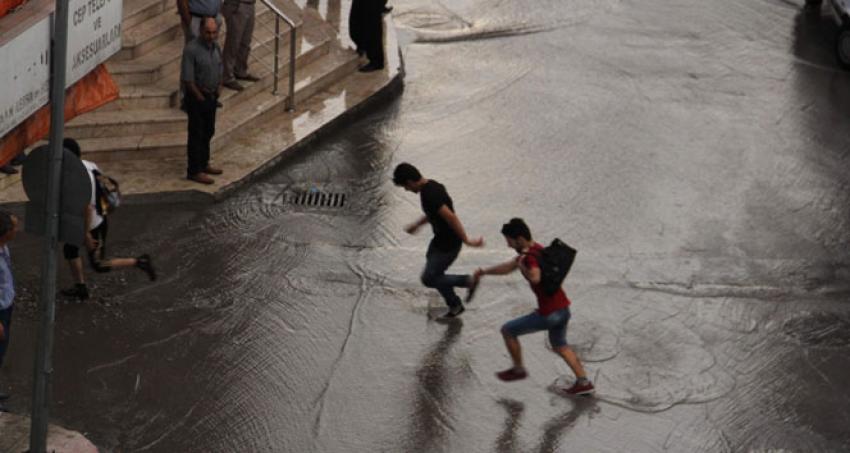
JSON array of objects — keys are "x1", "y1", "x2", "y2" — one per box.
[{"x1": 258, "y1": 0, "x2": 297, "y2": 111}]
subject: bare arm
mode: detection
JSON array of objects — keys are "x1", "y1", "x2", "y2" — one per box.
[
  {"x1": 404, "y1": 215, "x2": 429, "y2": 235},
  {"x1": 477, "y1": 258, "x2": 519, "y2": 278},
  {"x1": 84, "y1": 205, "x2": 96, "y2": 250},
  {"x1": 438, "y1": 205, "x2": 483, "y2": 247},
  {"x1": 185, "y1": 81, "x2": 206, "y2": 101},
  {"x1": 517, "y1": 254, "x2": 542, "y2": 285}
]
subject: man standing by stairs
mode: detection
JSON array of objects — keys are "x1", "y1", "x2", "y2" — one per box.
[
  {"x1": 349, "y1": 0, "x2": 385, "y2": 72},
  {"x1": 181, "y1": 17, "x2": 225, "y2": 185},
  {"x1": 221, "y1": 0, "x2": 260, "y2": 91}
]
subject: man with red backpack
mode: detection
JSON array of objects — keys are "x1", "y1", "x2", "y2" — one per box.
[{"x1": 473, "y1": 218, "x2": 594, "y2": 396}]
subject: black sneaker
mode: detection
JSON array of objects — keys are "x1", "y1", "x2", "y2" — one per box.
[
  {"x1": 440, "y1": 305, "x2": 465, "y2": 319},
  {"x1": 465, "y1": 274, "x2": 480, "y2": 303},
  {"x1": 496, "y1": 367, "x2": 528, "y2": 382},
  {"x1": 136, "y1": 254, "x2": 157, "y2": 281},
  {"x1": 358, "y1": 62, "x2": 384, "y2": 73},
  {"x1": 60, "y1": 284, "x2": 89, "y2": 301}
]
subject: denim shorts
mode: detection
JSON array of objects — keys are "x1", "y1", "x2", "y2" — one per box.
[{"x1": 501, "y1": 307, "x2": 570, "y2": 348}]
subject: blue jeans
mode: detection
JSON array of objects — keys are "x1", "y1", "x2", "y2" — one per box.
[
  {"x1": 421, "y1": 242, "x2": 468, "y2": 309},
  {"x1": 501, "y1": 308, "x2": 570, "y2": 348},
  {"x1": 0, "y1": 304, "x2": 12, "y2": 368}
]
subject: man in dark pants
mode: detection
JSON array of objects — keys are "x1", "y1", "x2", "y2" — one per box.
[
  {"x1": 393, "y1": 163, "x2": 483, "y2": 318},
  {"x1": 221, "y1": 0, "x2": 260, "y2": 92},
  {"x1": 0, "y1": 211, "x2": 18, "y2": 411},
  {"x1": 349, "y1": 0, "x2": 385, "y2": 72},
  {"x1": 181, "y1": 17, "x2": 224, "y2": 185}
]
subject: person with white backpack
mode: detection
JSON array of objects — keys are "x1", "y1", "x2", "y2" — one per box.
[{"x1": 59, "y1": 139, "x2": 157, "y2": 301}]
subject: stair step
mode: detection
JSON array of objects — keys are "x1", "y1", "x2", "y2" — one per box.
[
  {"x1": 66, "y1": 108, "x2": 187, "y2": 139},
  {"x1": 115, "y1": 0, "x2": 304, "y2": 63},
  {"x1": 205, "y1": 15, "x2": 329, "y2": 107},
  {"x1": 262, "y1": 0, "x2": 305, "y2": 26},
  {"x1": 76, "y1": 133, "x2": 184, "y2": 162},
  {"x1": 288, "y1": 46, "x2": 360, "y2": 105},
  {"x1": 79, "y1": 45, "x2": 358, "y2": 161},
  {"x1": 224, "y1": 46, "x2": 360, "y2": 130},
  {"x1": 149, "y1": 19, "x2": 329, "y2": 107},
  {"x1": 80, "y1": 25, "x2": 331, "y2": 142},
  {"x1": 108, "y1": 8, "x2": 286, "y2": 86},
  {"x1": 99, "y1": 85, "x2": 173, "y2": 111},
  {"x1": 102, "y1": 20, "x2": 324, "y2": 112},
  {"x1": 115, "y1": 6, "x2": 181, "y2": 61},
  {"x1": 123, "y1": 0, "x2": 167, "y2": 30}
]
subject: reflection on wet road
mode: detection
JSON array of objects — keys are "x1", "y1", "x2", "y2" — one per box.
[{"x1": 4, "y1": 0, "x2": 850, "y2": 451}]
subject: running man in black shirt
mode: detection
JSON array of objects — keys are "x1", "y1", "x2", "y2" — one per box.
[{"x1": 393, "y1": 163, "x2": 484, "y2": 318}]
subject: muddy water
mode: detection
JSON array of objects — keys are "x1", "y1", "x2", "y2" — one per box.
[{"x1": 4, "y1": 0, "x2": 850, "y2": 451}]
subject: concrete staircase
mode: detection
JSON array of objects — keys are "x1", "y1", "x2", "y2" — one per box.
[{"x1": 65, "y1": 0, "x2": 360, "y2": 163}]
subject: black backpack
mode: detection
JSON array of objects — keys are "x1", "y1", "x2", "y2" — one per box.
[{"x1": 532, "y1": 239, "x2": 577, "y2": 295}]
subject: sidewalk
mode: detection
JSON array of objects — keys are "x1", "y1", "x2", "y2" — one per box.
[
  {"x1": 0, "y1": 10, "x2": 403, "y2": 206},
  {"x1": 0, "y1": 412, "x2": 98, "y2": 453},
  {"x1": 0, "y1": 6, "x2": 403, "y2": 450}
]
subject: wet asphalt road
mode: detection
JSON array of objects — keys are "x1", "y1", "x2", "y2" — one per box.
[{"x1": 4, "y1": 0, "x2": 850, "y2": 451}]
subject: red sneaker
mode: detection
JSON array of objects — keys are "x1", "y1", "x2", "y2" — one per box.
[
  {"x1": 496, "y1": 367, "x2": 528, "y2": 382},
  {"x1": 563, "y1": 380, "x2": 595, "y2": 396}
]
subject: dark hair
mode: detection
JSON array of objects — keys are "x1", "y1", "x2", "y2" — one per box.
[
  {"x1": 0, "y1": 211, "x2": 14, "y2": 237},
  {"x1": 501, "y1": 218, "x2": 532, "y2": 241},
  {"x1": 392, "y1": 163, "x2": 422, "y2": 186},
  {"x1": 63, "y1": 138, "x2": 81, "y2": 157}
]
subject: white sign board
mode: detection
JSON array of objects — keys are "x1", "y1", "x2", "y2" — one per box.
[
  {"x1": 0, "y1": 0, "x2": 123, "y2": 139},
  {"x1": 66, "y1": 0, "x2": 123, "y2": 85},
  {"x1": 0, "y1": 17, "x2": 51, "y2": 138}
]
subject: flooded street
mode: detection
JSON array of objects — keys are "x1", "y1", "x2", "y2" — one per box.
[{"x1": 4, "y1": 0, "x2": 850, "y2": 451}]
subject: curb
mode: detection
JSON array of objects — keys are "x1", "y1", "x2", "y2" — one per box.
[{"x1": 213, "y1": 64, "x2": 405, "y2": 203}]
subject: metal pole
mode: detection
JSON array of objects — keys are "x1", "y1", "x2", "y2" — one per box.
[
  {"x1": 273, "y1": 16, "x2": 280, "y2": 95},
  {"x1": 287, "y1": 25, "x2": 296, "y2": 111},
  {"x1": 30, "y1": 0, "x2": 70, "y2": 449}
]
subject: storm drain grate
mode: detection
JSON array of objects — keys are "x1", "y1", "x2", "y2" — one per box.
[{"x1": 287, "y1": 189, "x2": 347, "y2": 209}]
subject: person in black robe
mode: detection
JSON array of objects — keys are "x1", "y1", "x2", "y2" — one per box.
[{"x1": 349, "y1": 0, "x2": 385, "y2": 72}]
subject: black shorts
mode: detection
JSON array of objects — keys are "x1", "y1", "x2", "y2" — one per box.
[{"x1": 63, "y1": 220, "x2": 110, "y2": 272}]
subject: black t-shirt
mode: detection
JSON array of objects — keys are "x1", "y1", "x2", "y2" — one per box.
[{"x1": 420, "y1": 180, "x2": 462, "y2": 251}]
